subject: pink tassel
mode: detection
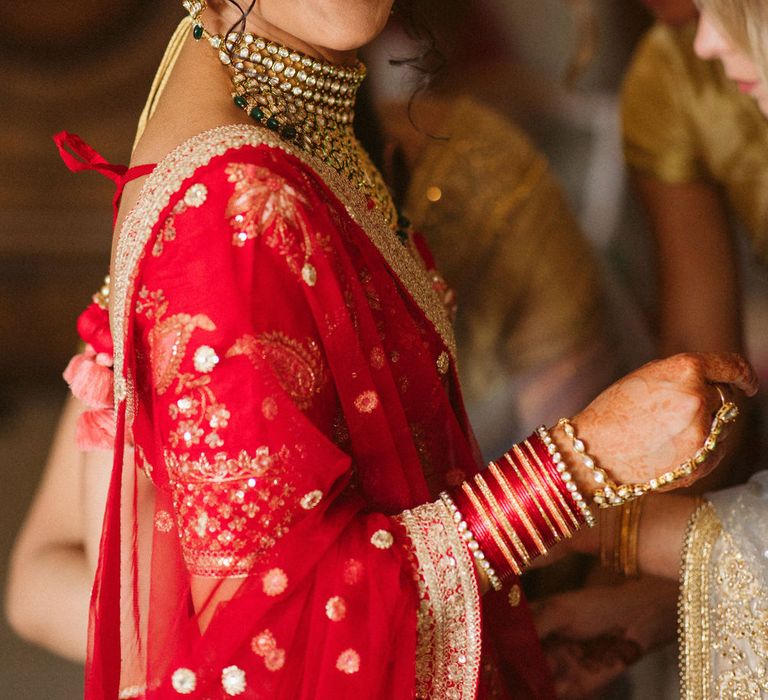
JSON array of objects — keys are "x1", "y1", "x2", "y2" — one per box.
[
  {"x1": 63, "y1": 346, "x2": 114, "y2": 409},
  {"x1": 76, "y1": 409, "x2": 116, "y2": 451}
]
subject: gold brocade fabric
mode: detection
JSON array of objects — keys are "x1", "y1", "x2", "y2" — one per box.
[
  {"x1": 622, "y1": 22, "x2": 768, "y2": 263},
  {"x1": 678, "y1": 503, "x2": 768, "y2": 699},
  {"x1": 405, "y1": 96, "x2": 604, "y2": 405}
]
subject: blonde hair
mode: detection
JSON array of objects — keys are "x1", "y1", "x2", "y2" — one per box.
[{"x1": 699, "y1": 0, "x2": 768, "y2": 81}]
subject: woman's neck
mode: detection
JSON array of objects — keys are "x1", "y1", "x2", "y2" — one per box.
[{"x1": 208, "y1": 7, "x2": 358, "y2": 67}]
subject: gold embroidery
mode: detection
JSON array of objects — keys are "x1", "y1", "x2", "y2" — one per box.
[
  {"x1": 343, "y1": 558, "x2": 364, "y2": 585},
  {"x1": 262, "y1": 568, "x2": 288, "y2": 596},
  {"x1": 154, "y1": 510, "x2": 174, "y2": 533},
  {"x1": 227, "y1": 332, "x2": 327, "y2": 410},
  {"x1": 300, "y1": 490, "x2": 323, "y2": 510},
  {"x1": 112, "y1": 125, "x2": 457, "y2": 421},
  {"x1": 261, "y1": 396, "x2": 278, "y2": 419},
  {"x1": 221, "y1": 665, "x2": 246, "y2": 696},
  {"x1": 354, "y1": 390, "x2": 379, "y2": 414},
  {"x1": 152, "y1": 183, "x2": 208, "y2": 257},
  {"x1": 251, "y1": 630, "x2": 286, "y2": 671},
  {"x1": 396, "y1": 500, "x2": 482, "y2": 700},
  {"x1": 325, "y1": 596, "x2": 347, "y2": 622},
  {"x1": 193, "y1": 345, "x2": 219, "y2": 373},
  {"x1": 370, "y1": 529, "x2": 394, "y2": 549},
  {"x1": 226, "y1": 162, "x2": 332, "y2": 281},
  {"x1": 335, "y1": 649, "x2": 361, "y2": 675},
  {"x1": 679, "y1": 503, "x2": 720, "y2": 699},
  {"x1": 165, "y1": 448, "x2": 296, "y2": 577},
  {"x1": 508, "y1": 584, "x2": 521, "y2": 607}
]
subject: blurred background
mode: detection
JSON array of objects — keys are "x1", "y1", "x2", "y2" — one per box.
[{"x1": 2, "y1": 1, "x2": 768, "y2": 697}]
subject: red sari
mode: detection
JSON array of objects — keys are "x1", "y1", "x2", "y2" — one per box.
[{"x1": 79, "y1": 124, "x2": 554, "y2": 699}]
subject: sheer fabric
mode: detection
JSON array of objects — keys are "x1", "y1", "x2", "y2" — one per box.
[{"x1": 82, "y1": 124, "x2": 554, "y2": 699}]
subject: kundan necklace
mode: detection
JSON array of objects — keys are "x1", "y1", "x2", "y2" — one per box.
[{"x1": 182, "y1": 0, "x2": 398, "y2": 229}]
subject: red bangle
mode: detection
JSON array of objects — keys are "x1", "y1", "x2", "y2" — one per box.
[{"x1": 527, "y1": 433, "x2": 586, "y2": 527}]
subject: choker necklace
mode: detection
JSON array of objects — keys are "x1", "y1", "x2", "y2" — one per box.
[{"x1": 182, "y1": 0, "x2": 398, "y2": 229}]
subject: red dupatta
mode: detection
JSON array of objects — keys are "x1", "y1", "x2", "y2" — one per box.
[{"x1": 80, "y1": 124, "x2": 553, "y2": 699}]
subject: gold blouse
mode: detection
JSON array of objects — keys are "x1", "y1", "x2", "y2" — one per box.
[
  {"x1": 622, "y1": 22, "x2": 768, "y2": 262},
  {"x1": 404, "y1": 96, "x2": 604, "y2": 406}
]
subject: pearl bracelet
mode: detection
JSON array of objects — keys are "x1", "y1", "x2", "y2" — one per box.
[
  {"x1": 536, "y1": 426, "x2": 596, "y2": 526},
  {"x1": 440, "y1": 491, "x2": 503, "y2": 591}
]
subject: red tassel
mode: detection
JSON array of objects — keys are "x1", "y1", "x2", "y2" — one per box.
[
  {"x1": 63, "y1": 346, "x2": 114, "y2": 409},
  {"x1": 76, "y1": 409, "x2": 116, "y2": 451}
]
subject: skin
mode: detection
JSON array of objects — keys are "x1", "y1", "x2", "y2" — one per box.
[
  {"x1": 529, "y1": 14, "x2": 768, "y2": 697},
  {"x1": 694, "y1": 8, "x2": 768, "y2": 115},
  {"x1": 7, "y1": 0, "x2": 760, "y2": 663}
]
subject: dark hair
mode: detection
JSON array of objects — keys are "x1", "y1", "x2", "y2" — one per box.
[{"x1": 223, "y1": 0, "x2": 257, "y2": 39}]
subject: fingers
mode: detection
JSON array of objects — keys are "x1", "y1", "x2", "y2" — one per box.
[
  {"x1": 693, "y1": 352, "x2": 758, "y2": 397},
  {"x1": 530, "y1": 597, "x2": 562, "y2": 639}
]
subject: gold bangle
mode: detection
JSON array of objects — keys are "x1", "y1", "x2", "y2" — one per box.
[
  {"x1": 475, "y1": 472, "x2": 547, "y2": 558},
  {"x1": 461, "y1": 482, "x2": 526, "y2": 575},
  {"x1": 507, "y1": 446, "x2": 567, "y2": 541}
]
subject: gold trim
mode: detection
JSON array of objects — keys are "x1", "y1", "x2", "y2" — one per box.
[
  {"x1": 396, "y1": 500, "x2": 482, "y2": 700},
  {"x1": 112, "y1": 124, "x2": 457, "y2": 411},
  {"x1": 678, "y1": 502, "x2": 721, "y2": 700}
]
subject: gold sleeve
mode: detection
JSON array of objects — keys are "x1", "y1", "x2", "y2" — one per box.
[
  {"x1": 621, "y1": 24, "x2": 706, "y2": 184},
  {"x1": 678, "y1": 502, "x2": 768, "y2": 698},
  {"x1": 406, "y1": 97, "x2": 604, "y2": 402}
]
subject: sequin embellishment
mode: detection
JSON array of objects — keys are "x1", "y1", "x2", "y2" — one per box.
[
  {"x1": 171, "y1": 668, "x2": 197, "y2": 694},
  {"x1": 336, "y1": 649, "x2": 361, "y2": 675},
  {"x1": 221, "y1": 665, "x2": 246, "y2": 696},
  {"x1": 262, "y1": 567, "x2": 288, "y2": 596},
  {"x1": 300, "y1": 490, "x2": 323, "y2": 510},
  {"x1": 354, "y1": 390, "x2": 379, "y2": 414},
  {"x1": 193, "y1": 345, "x2": 219, "y2": 373},
  {"x1": 370, "y1": 529, "x2": 394, "y2": 550},
  {"x1": 325, "y1": 596, "x2": 347, "y2": 622}
]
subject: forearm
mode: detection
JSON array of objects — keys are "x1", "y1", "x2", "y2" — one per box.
[{"x1": 6, "y1": 543, "x2": 90, "y2": 663}]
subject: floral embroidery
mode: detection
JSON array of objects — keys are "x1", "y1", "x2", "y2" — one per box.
[
  {"x1": 154, "y1": 510, "x2": 174, "y2": 533},
  {"x1": 343, "y1": 558, "x2": 364, "y2": 585},
  {"x1": 152, "y1": 183, "x2": 208, "y2": 257},
  {"x1": 370, "y1": 529, "x2": 394, "y2": 550},
  {"x1": 227, "y1": 332, "x2": 327, "y2": 410},
  {"x1": 354, "y1": 390, "x2": 379, "y2": 414},
  {"x1": 193, "y1": 345, "x2": 219, "y2": 373},
  {"x1": 325, "y1": 596, "x2": 347, "y2": 622},
  {"x1": 370, "y1": 347, "x2": 385, "y2": 370},
  {"x1": 262, "y1": 568, "x2": 289, "y2": 596},
  {"x1": 251, "y1": 630, "x2": 286, "y2": 672},
  {"x1": 336, "y1": 649, "x2": 360, "y2": 675},
  {"x1": 300, "y1": 490, "x2": 323, "y2": 510},
  {"x1": 221, "y1": 665, "x2": 246, "y2": 696},
  {"x1": 261, "y1": 396, "x2": 278, "y2": 419},
  {"x1": 171, "y1": 668, "x2": 196, "y2": 694},
  {"x1": 225, "y1": 162, "x2": 331, "y2": 278},
  {"x1": 165, "y1": 448, "x2": 296, "y2": 577},
  {"x1": 396, "y1": 500, "x2": 482, "y2": 700}
]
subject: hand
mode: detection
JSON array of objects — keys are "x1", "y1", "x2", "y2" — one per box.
[
  {"x1": 560, "y1": 352, "x2": 757, "y2": 494},
  {"x1": 531, "y1": 577, "x2": 679, "y2": 699}
]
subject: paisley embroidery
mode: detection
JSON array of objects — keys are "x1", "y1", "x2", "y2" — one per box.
[
  {"x1": 225, "y1": 162, "x2": 331, "y2": 278},
  {"x1": 226, "y1": 332, "x2": 327, "y2": 410},
  {"x1": 136, "y1": 286, "x2": 228, "y2": 448},
  {"x1": 165, "y1": 447, "x2": 296, "y2": 577},
  {"x1": 152, "y1": 183, "x2": 208, "y2": 257}
]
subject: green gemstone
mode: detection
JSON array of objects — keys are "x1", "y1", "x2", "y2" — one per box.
[
  {"x1": 282, "y1": 125, "x2": 297, "y2": 140},
  {"x1": 266, "y1": 116, "x2": 280, "y2": 131},
  {"x1": 249, "y1": 106, "x2": 264, "y2": 122},
  {"x1": 233, "y1": 95, "x2": 247, "y2": 110},
  {"x1": 192, "y1": 24, "x2": 204, "y2": 40}
]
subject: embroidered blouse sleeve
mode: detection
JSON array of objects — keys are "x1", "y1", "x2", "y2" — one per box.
[{"x1": 130, "y1": 148, "x2": 481, "y2": 698}]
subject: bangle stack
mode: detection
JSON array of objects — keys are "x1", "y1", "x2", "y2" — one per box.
[{"x1": 445, "y1": 430, "x2": 593, "y2": 586}]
